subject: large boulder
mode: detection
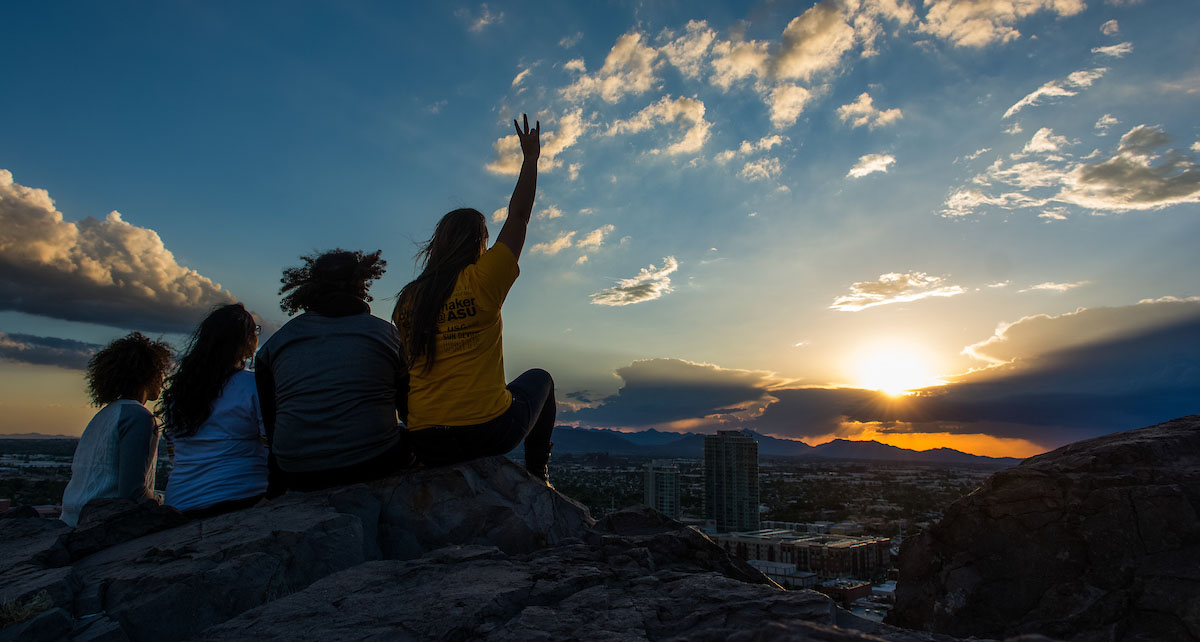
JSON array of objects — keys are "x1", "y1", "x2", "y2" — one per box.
[{"x1": 888, "y1": 415, "x2": 1200, "y2": 640}]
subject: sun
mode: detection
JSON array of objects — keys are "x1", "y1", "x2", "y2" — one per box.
[{"x1": 855, "y1": 345, "x2": 939, "y2": 396}]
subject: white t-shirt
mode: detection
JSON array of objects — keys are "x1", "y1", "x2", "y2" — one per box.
[
  {"x1": 61, "y1": 400, "x2": 159, "y2": 527},
  {"x1": 164, "y1": 370, "x2": 268, "y2": 512}
]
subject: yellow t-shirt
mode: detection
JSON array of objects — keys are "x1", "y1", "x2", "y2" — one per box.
[{"x1": 402, "y1": 242, "x2": 520, "y2": 429}]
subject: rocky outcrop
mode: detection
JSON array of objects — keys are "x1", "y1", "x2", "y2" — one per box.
[
  {"x1": 889, "y1": 415, "x2": 1200, "y2": 641},
  {"x1": 1, "y1": 456, "x2": 949, "y2": 642}
]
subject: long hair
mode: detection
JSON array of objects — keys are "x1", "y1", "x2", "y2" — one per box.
[
  {"x1": 86, "y1": 332, "x2": 174, "y2": 406},
  {"x1": 159, "y1": 304, "x2": 258, "y2": 438},
  {"x1": 278, "y1": 249, "x2": 387, "y2": 316},
  {"x1": 394, "y1": 208, "x2": 489, "y2": 373}
]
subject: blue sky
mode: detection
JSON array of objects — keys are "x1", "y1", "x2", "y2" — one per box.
[{"x1": 2, "y1": 0, "x2": 1197, "y2": 456}]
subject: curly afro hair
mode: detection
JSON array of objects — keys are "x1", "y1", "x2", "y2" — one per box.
[
  {"x1": 86, "y1": 332, "x2": 174, "y2": 406},
  {"x1": 278, "y1": 249, "x2": 387, "y2": 316}
]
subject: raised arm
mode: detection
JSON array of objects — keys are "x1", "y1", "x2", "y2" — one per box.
[{"x1": 495, "y1": 114, "x2": 540, "y2": 260}]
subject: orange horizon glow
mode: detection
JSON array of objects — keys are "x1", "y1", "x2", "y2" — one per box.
[{"x1": 799, "y1": 422, "x2": 1048, "y2": 459}]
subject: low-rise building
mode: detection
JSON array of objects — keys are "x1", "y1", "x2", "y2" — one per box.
[{"x1": 712, "y1": 528, "x2": 891, "y2": 581}]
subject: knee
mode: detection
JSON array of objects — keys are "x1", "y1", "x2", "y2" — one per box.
[{"x1": 528, "y1": 368, "x2": 553, "y2": 389}]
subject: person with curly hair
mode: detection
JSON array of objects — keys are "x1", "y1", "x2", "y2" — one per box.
[
  {"x1": 255, "y1": 248, "x2": 409, "y2": 491},
  {"x1": 160, "y1": 303, "x2": 268, "y2": 518},
  {"x1": 394, "y1": 114, "x2": 556, "y2": 483},
  {"x1": 61, "y1": 332, "x2": 173, "y2": 526}
]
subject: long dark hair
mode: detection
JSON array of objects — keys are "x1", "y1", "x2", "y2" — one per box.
[
  {"x1": 394, "y1": 208, "x2": 489, "y2": 373},
  {"x1": 159, "y1": 304, "x2": 258, "y2": 438},
  {"x1": 279, "y1": 249, "x2": 387, "y2": 316},
  {"x1": 86, "y1": 332, "x2": 173, "y2": 406}
]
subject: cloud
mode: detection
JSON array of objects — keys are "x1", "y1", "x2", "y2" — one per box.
[
  {"x1": 537, "y1": 205, "x2": 564, "y2": 220},
  {"x1": 568, "y1": 163, "x2": 581, "y2": 181},
  {"x1": 1003, "y1": 68, "x2": 1107, "y2": 119},
  {"x1": 836, "y1": 92, "x2": 903, "y2": 129},
  {"x1": 511, "y1": 68, "x2": 532, "y2": 87},
  {"x1": 491, "y1": 207, "x2": 507, "y2": 223},
  {"x1": 716, "y1": 135, "x2": 785, "y2": 163},
  {"x1": 559, "y1": 32, "x2": 583, "y2": 48},
  {"x1": 847, "y1": 153, "x2": 896, "y2": 178},
  {"x1": 767, "y1": 84, "x2": 815, "y2": 128},
  {"x1": 740, "y1": 157, "x2": 783, "y2": 181},
  {"x1": 485, "y1": 108, "x2": 586, "y2": 175},
  {"x1": 830, "y1": 271, "x2": 965, "y2": 311},
  {"x1": 1100, "y1": 20, "x2": 1119, "y2": 35},
  {"x1": 589, "y1": 256, "x2": 679, "y2": 306},
  {"x1": 775, "y1": 2, "x2": 857, "y2": 81},
  {"x1": 605, "y1": 96, "x2": 712, "y2": 155},
  {"x1": 709, "y1": 39, "x2": 771, "y2": 90},
  {"x1": 920, "y1": 0, "x2": 1086, "y2": 48},
  {"x1": 1094, "y1": 114, "x2": 1119, "y2": 134},
  {"x1": 1022, "y1": 127, "x2": 1071, "y2": 154},
  {"x1": 1038, "y1": 208, "x2": 1068, "y2": 220},
  {"x1": 530, "y1": 231, "x2": 576, "y2": 256},
  {"x1": 659, "y1": 20, "x2": 716, "y2": 79},
  {"x1": 565, "y1": 358, "x2": 778, "y2": 427},
  {"x1": 1018, "y1": 281, "x2": 1090, "y2": 293},
  {"x1": 575, "y1": 255, "x2": 588, "y2": 265},
  {"x1": 1091, "y1": 42, "x2": 1133, "y2": 58},
  {"x1": 456, "y1": 4, "x2": 503, "y2": 33},
  {"x1": 0, "y1": 332, "x2": 101, "y2": 370},
  {"x1": 0, "y1": 170, "x2": 235, "y2": 333},
  {"x1": 576, "y1": 224, "x2": 615, "y2": 249},
  {"x1": 561, "y1": 32, "x2": 659, "y2": 103}
]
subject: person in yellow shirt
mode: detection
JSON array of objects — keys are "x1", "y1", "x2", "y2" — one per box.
[{"x1": 394, "y1": 114, "x2": 555, "y2": 482}]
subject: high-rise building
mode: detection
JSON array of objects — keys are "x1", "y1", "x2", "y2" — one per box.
[
  {"x1": 643, "y1": 459, "x2": 681, "y2": 519},
  {"x1": 704, "y1": 430, "x2": 759, "y2": 532}
]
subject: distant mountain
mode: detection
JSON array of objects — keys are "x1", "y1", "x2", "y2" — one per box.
[
  {"x1": 550, "y1": 427, "x2": 1021, "y2": 467},
  {"x1": 0, "y1": 433, "x2": 76, "y2": 440}
]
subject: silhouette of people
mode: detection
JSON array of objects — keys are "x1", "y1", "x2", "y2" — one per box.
[
  {"x1": 61, "y1": 332, "x2": 173, "y2": 526},
  {"x1": 255, "y1": 249, "x2": 409, "y2": 491},
  {"x1": 160, "y1": 303, "x2": 268, "y2": 518},
  {"x1": 395, "y1": 114, "x2": 556, "y2": 482}
]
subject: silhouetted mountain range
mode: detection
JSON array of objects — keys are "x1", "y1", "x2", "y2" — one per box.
[{"x1": 551, "y1": 427, "x2": 1022, "y2": 466}]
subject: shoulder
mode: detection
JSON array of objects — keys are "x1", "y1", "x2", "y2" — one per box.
[{"x1": 115, "y1": 402, "x2": 155, "y2": 436}]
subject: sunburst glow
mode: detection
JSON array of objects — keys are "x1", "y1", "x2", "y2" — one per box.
[{"x1": 854, "y1": 345, "x2": 939, "y2": 396}]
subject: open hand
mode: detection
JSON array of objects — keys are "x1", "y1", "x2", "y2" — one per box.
[{"x1": 514, "y1": 113, "x2": 540, "y2": 161}]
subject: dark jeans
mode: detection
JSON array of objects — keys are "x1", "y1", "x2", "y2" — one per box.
[
  {"x1": 409, "y1": 368, "x2": 555, "y2": 480},
  {"x1": 275, "y1": 435, "x2": 413, "y2": 492}
]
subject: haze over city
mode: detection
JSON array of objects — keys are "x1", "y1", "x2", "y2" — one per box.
[{"x1": 1, "y1": 0, "x2": 1197, "y2": 458}]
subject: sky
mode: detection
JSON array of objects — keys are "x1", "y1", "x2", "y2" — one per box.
[{"x1": 1, "y1": 0, "x2": 1197, "y2": 457}]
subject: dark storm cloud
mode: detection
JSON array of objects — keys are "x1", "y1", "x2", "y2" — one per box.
[{"x1": 0, "y1": 332, "x2": 101, "y2": 370}]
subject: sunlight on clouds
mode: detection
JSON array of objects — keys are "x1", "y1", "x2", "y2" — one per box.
[
  {"x1": 830, "y1": 271, "x2": 964, "y2": 311},
  {"x1": 767, "y1": 84, "x2": 814, "y2": 128},
  {"x1": 1094, "y1": 114, "x2": 1119, "y2": 134},
  {"x1": 776, "y1": 2, "x2": 856, "y2": 81},
  {"x1": 658, "y1": 20, "x2": 716, "y2": 79},
  {"x1": 740, "y1": 157, "x2": 783, "y2": 181},
  {"x1": 1003, "y1": 68, "x2": 1107, "y2": 119},
  {"x1": 590, "y1": 257, "x2": 679, "y2": 306},
  {"x1": 511, "y1": 68, "x2": 532, "y2": 87},
  {"x1": 1019, "y1": 281, "x2": 1090, "y2": 293},
  {"x1": 709, "y1": 39, "x2": 771, "y2": 90},
  {"x1": 561, "y1": 32, "x2": 659, "y2": 103},
  {"x1": 486, "y1": 108, "x2": 585, "y2": 175},
  {"x1": 605, "y1": 96, "x2": 712, "y2": 155},
  {"x1": 456, "y1": 3, "x2": 503, "y2": 33},
  {"x1": 1091, "y1": 42, "x2": 1133, "y2": 58},
  {"x1": 576, "y1": 224, "x2": 615, "y2": 249},
  {"x1": 1100, "y1": 20, "x2": 1119, "y2": 36},
  {"x1": 530, "y1": 231, "x2": 575, "y2": 255},
  {"x1": 491, "y1": 207, "x2": 507, "y2": 223},
  {"x1": 920, "y1": 0, "x2": 1085, "y2": 48},
  {"x1": 537, "y1": 205, "x2": 564, "y2": 220},
  {"x1": 836, "y1": 92, "x2": 903, "y2": 129},
  {"x1": 847, "y1": 153, "x2": 895, "y2": 178},
  {"x1": 716, "y1": 135, "x2": 785, "y2": 163},
  {"x1": 1022, "y1": 127, "x2": 1071, "y2": 154}
]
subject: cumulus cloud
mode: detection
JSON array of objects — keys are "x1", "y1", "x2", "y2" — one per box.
[
  {"x1": 1100, "y1": 20, "x2": 1119, "y2": 35},
  {"x1": 589, "y1": 257, "x2": 679, "y2": 306},
  {"x1": 486, "y1": 108, "x2": 586, "y2": 175},
  {"x1": 836, "y1": 92, "x2": 903, "y2": 129},
  {"x1": 456, "y1": 4, "x2": 503, "y2": 33},
  {"x1": 1019, "y1": 281, "x2": 1090, "y2": 293},
  {"x1": 716, "y1": 135, "x2": 785, "y2": 163},
  {"x1": 1094, "y1": 114, "x2": 1119, "y2": 134},
  {"x1": 576, "y1": 224, "x2": 615, "y2": 249},
  {"x1": 561, "y1": 32, "x2": 660, "y2": 103},
  {"x1": 491, "y1": 207, "x2": 508, "y2": 223},
  {"x1": 0, "y1": 170, "x2": 235, "y2": 333},
  {"x1": 605, "y1": 96, "x2": 712, "y2": 155},
  {"x1": 740, "y1": 157, "x2": 783, "y2": 181},
  {"x1": 920, "y1": 0, "x2": 1086, "y2": 48},
  {"x1": 847, "y1": 153, "x2": 896, "y2": 178},
  {"x1": 767, "y1": 84, "x2": 815, "y2": 128},
  {"x1": 530, "y1": 231, "x2": 575, "y2": 256},
  {"x1": 1091, "y1": 42, "x2": 1133, "y2": 58},
  {"x1": 0, "y1": 332, "x2": 101, "y2": 370},
  {"x1": 830, "y1": 271, "x2": 965, "y2": 311},
  {"x1": 709, "y1": 39, "x2": 771, "y2": 90},
  {"x1": 775, "y1": 2, "x2": 857, "y2": 81},
  {"x1": 537, "y1": 205, "x2": 564, "y2": 220},
  {"x1": 659, "y1": 20, "x2": 716, "y2": 79},
  {"x1": 944, "y1": 124, "x2": 1200, "y2": 216},
  {"x1": 1022, "y1": 127, "x2": 1071, "y2": 154},
  {"x1": 1003, "y1": 68, "x2": 1107, "y2": 119}
]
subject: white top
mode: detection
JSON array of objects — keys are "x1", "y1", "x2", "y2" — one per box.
[
  {"x1": 61, "y1": 400, "x2": 159, "y2": 527},
  {"x1": 164, "y1": 370, "x2": 268, "y2": 512}
]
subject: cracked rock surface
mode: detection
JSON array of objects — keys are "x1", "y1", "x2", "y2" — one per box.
[{"x1": 888, "y1": 415, "x2": 1200, "y2": 641}]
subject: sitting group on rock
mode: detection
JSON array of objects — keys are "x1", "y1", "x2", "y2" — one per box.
[{"x1": 61, "y1": 115, "x2": 553, "y2": 525}]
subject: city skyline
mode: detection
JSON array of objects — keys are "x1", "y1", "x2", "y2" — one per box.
[{"x1": 1, "y1": 1, "x2": 1198, "y2": 457}]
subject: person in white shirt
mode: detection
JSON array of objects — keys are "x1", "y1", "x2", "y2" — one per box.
[
  {"x1": 160, "y1": 303, "x2": 268, "y2": 518},
  {"x1": 61, "y1": 332, "x2": 173, "y2": 527}
]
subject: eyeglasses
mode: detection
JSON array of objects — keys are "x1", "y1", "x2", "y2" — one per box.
[{"x1": 254, "y1": 324, "x2": 262, "y2": 335}]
